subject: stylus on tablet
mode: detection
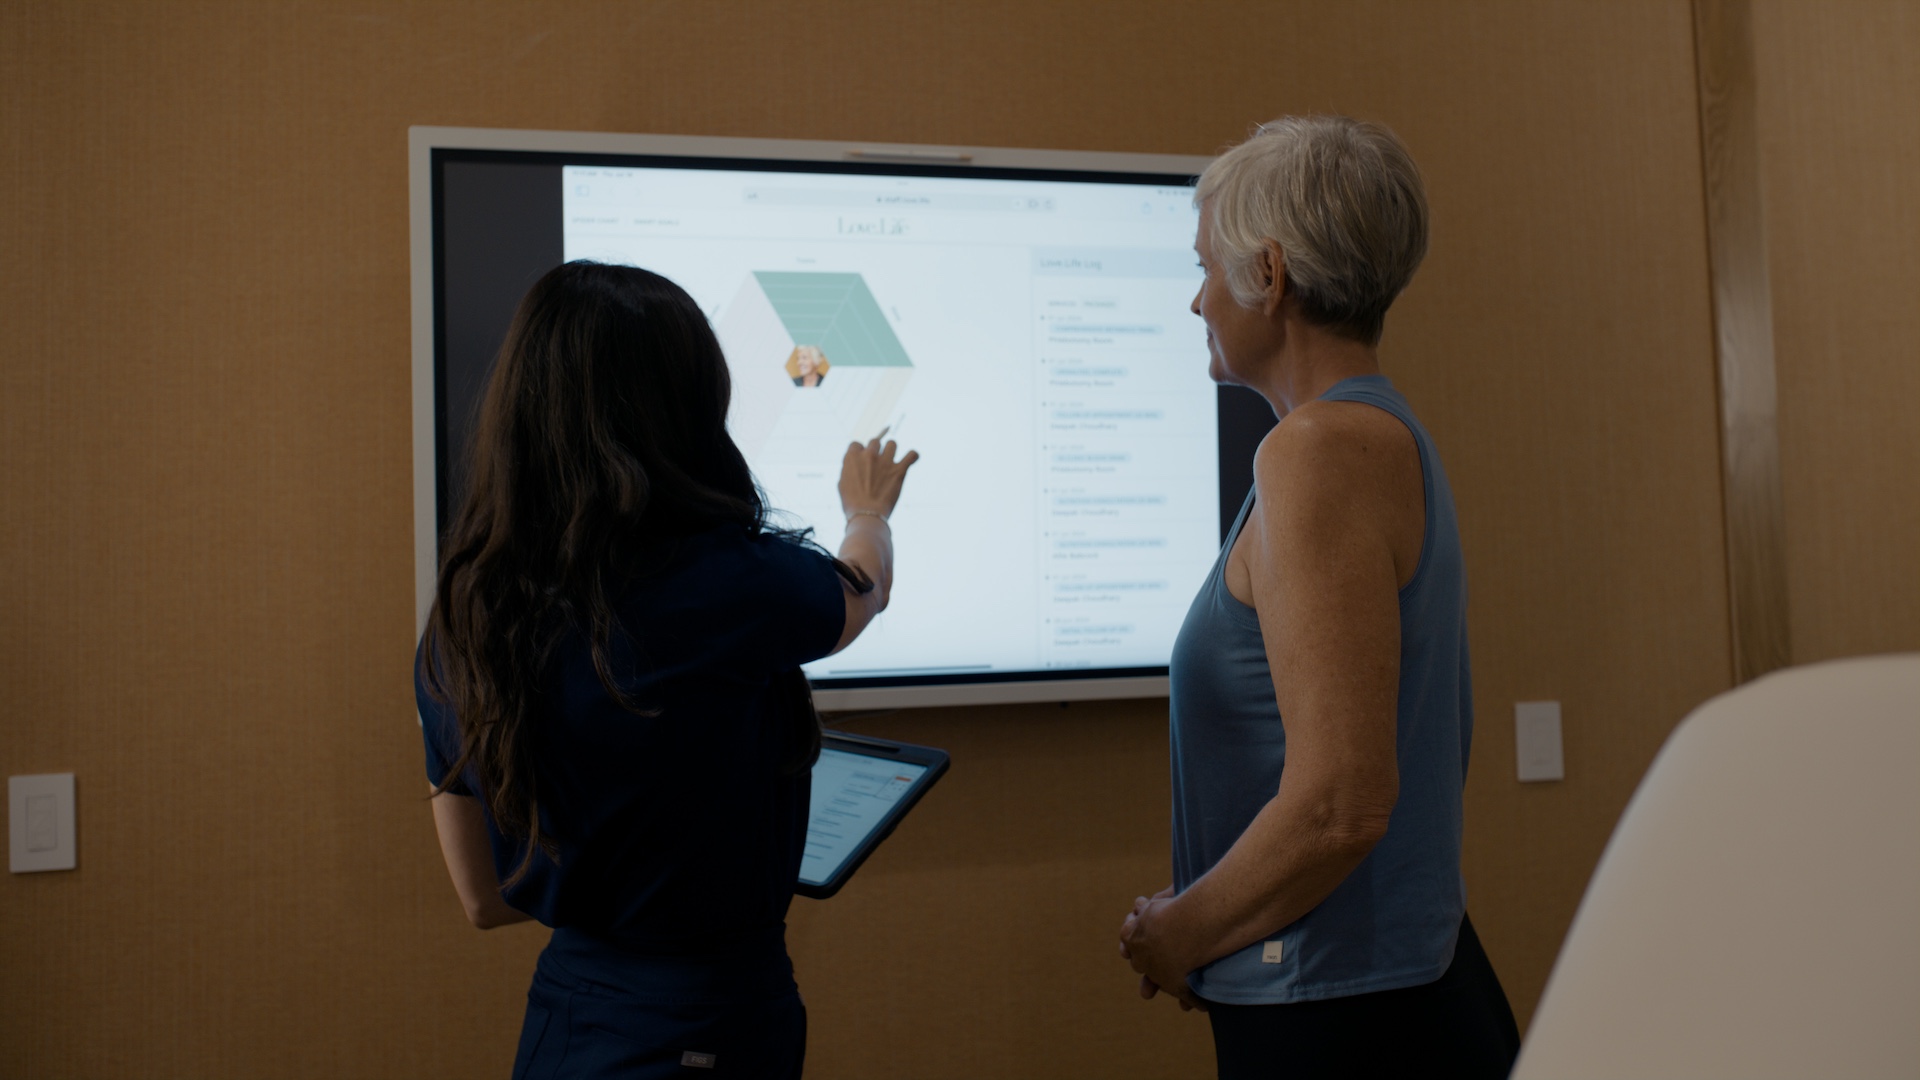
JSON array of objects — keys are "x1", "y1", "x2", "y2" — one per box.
[{"x1": 797, "y1": 732, "x2": 949, "y2": 899}]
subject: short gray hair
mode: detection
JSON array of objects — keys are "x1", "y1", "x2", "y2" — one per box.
[{"x1": 1196, "y1": 116, "x2": 1428, "y2": 345}]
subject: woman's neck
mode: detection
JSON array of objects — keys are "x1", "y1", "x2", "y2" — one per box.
[{"x1": 1250, "y1": 320, "x2": 1380, "y2": 418}]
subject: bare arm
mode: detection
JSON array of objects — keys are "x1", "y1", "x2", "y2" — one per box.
[
  {"x1": 1122, "y1": 400, "x2": 1422, "y2": 992},
  {"x1": 829, "y1": 430, "x2": 919, "y2": 654},
  {"x1": 429, "y1": 789, "x2": 533, "y2": 930}
]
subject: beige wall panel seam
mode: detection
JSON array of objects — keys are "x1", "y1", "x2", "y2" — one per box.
[{"x1": 1692, "y1": 0, "x2": 1793, "y2": 683}]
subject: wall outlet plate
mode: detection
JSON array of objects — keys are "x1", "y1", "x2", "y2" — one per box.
[
  {"x1": 1515, "y1": 701, "x2": 1566, "y2": 782},
  {"x1": 10, "y1": 773, "x2": 77, "y2": 873}
]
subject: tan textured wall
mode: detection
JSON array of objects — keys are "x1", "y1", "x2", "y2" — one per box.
[
  {"x1": 2, "y1": 2, "x2": 1742, "y2": 1076},
  {"x1": 1753, "y1": 0, "x2": 1920, "y2": 664}
]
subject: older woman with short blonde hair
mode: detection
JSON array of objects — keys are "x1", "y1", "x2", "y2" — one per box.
[{"x1": 1119, "y1": 117, "x2": 1519, "y2": 1078}]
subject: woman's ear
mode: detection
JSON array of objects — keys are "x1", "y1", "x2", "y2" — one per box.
[{"x1": 1259, "y1": 239, "x2": 1289, "y2": 316}]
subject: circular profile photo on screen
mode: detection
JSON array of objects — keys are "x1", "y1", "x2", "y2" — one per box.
[{"x1": 785, "y1": 345, "x2": 830, "y2": 387}]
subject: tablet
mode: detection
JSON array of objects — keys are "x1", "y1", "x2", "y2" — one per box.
[{"x1": 797, "y1": 732, "x2": 950, "y2": 899}]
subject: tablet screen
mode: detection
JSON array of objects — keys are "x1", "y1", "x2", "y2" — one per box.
[{"x1": 800, "y1": 747, "x2": 932, "y2": 888}]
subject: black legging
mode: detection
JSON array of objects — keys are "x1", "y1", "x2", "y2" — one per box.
[{"x1": 1206, "y1": 915, "x2": 1520, "y2": 1080}]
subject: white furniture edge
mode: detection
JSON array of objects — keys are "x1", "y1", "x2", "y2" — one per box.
[{"x1": 1513, "y1": 653, "x2": 1920, "y2": 1078}]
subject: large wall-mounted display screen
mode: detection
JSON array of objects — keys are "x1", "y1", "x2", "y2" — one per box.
[{"x1": 411, "y1": 129, "x2": 1276, "y2": 709}]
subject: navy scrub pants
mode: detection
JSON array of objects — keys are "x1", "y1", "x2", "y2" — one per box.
[{"x1": 512, "y1": 926, "x2": 806, "y2": 1079}]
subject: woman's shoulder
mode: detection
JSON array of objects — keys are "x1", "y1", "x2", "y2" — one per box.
[
  {"x1": 683, "y1": 523, "x2": 830, "y2": 567},
  {"x1": 1252, "y1": 402, "x2": 1415, "y2": 509},
  {"x1": 606, "y1": 524, "x2": 845, "y2": 671},
  {"x1": 622, "y1": 525, "x2": 835, "y2": 603}
]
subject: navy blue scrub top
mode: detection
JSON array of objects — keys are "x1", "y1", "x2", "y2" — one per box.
[{"x1": 417, "y1": 526, "x2": 846, "y2": 954}]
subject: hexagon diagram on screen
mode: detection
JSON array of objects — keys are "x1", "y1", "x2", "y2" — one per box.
[{"x1": 716, "y1": 271, "x2": 913, "y2": 458}]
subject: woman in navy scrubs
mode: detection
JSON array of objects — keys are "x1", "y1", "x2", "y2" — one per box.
[{"x1": 416, "y1": 261, "x2": 917, "y2": 1078}]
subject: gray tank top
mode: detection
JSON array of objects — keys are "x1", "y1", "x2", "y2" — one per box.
[{"x1": 1170, "y1": 374, "x2": 1471, "y2": 1004}]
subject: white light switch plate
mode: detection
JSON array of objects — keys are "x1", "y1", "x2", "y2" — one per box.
[
  {"x1": 10, "y1": 773, "x2": 77, "y2": 872},
  {"x1": 1515, "y1": 702, "x2": 1565, "y2": 782}
]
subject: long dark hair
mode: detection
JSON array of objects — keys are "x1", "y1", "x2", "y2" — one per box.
[{"x1": 420, "y1": 261, "x2": 866, "y2": 885}]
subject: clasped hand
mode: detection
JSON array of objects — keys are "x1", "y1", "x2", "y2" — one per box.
[{"x1": 1118, "y1": 887, "x2": 1207, "y2": 1012}]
